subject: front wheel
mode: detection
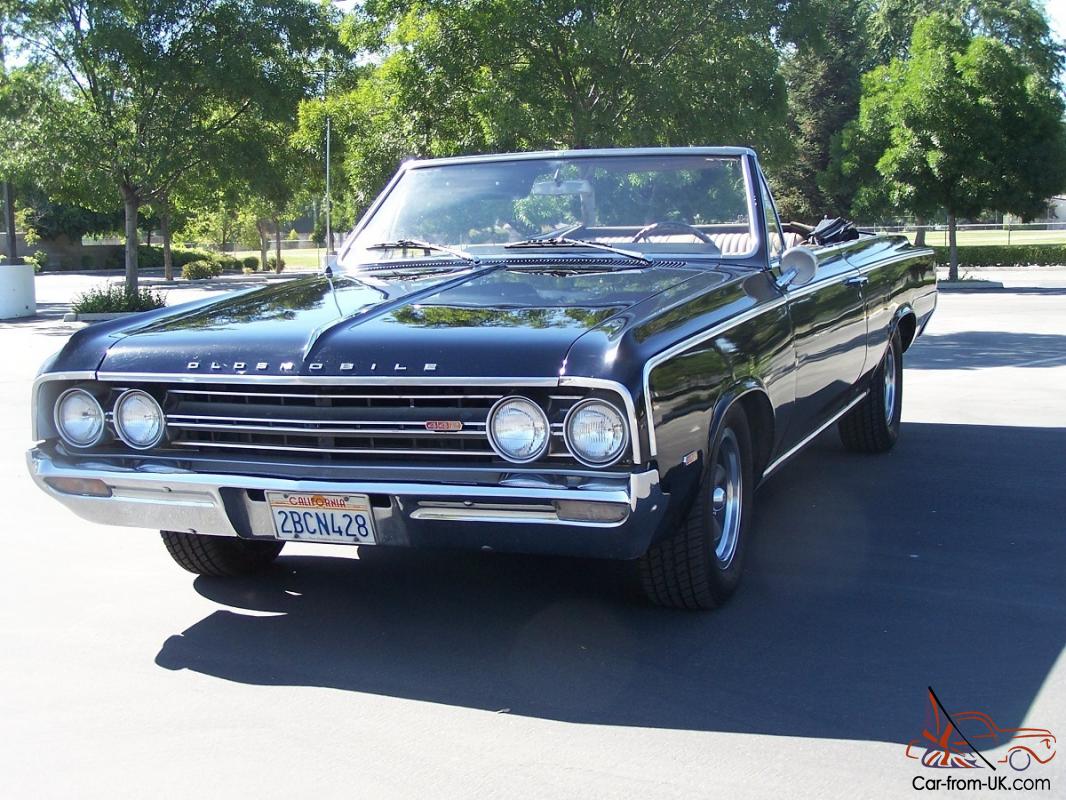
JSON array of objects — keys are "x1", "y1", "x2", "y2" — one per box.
[
  {"x1": 838, "y1": 328, "x2": 903, "y2": 453},
  {"x1": 638, "y1": 406, "x2": 754, "y2": 610},
  {"x1": 161, "y1": 531, "x2": 284, "y2": 577}
]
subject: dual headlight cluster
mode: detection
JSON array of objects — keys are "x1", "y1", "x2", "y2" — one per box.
[
  {"x1": 54, "y1": 388, "x2": 166, "y2": 450},
  {"x1": 487, "y1": 396, "x2": 628, "y2": 467}
]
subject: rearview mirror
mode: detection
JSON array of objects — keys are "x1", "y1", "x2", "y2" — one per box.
[
  {"x1": 778, "y1": 246, "x2": 819, "y2": 289},
  {"x1": 531, "y1": 179, "x2": 593, "y2": 196}
]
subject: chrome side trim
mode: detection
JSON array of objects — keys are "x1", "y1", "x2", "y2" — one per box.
[
  {"x1": 853, "y1": 248, "x2": 936, "y2": 275},
  {"x1": 640, "y1": 241, "x2": 933, "y2": 456},
  {"x1": 641, "y1": 298, "x2": 788, "y2": 455},
  {"x1": 761, "y1": 391, "x2": 868, "y2": 479}
]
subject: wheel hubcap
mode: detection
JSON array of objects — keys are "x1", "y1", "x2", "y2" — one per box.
[
  {"x1": 711, "y1": 429, "x2": 743, "y2": 566},
  {"x1": 883, "y1": 345, "x2": 897, "y2": 424}
]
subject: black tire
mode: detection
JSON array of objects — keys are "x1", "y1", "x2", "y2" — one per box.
[
  {"x1": 838, "y1": 328, "x2": 902, "y2": 453},
  {"x1": 160, "y1": 531, "x2": 284, "y2": 577},
  {"x1": 638, "y1": 406, "x2": 754, "y2": 610}
]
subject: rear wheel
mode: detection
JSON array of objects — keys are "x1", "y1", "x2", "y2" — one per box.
[
  {"x1": 161, "y1": 531, "x2": 284, "y2": 577},
  {"x1": 838, "y1": 328, "x2": 902, "y2": 453},
  {"x1": 638, "y1": 406, "x2": 754, "y2": 610}
]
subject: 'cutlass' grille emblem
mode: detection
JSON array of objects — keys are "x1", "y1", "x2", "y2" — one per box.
[{"x1": 425, "y1": 420, "x2": 463, "y2": 432}]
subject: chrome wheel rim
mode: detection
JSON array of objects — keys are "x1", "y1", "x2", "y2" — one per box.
[
  {"x1": 883, "y1": 345, "x2": 897, "y2": 425},
  {"x1": 711, "y1": 428, "x2": 743, "y2": 566}
]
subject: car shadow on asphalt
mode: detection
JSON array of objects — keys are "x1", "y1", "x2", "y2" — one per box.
[
  {"x1": 907, "y1": 331, "x2": 1066, "y2": 370},
  {"x1": 155, "y1": 422, "x2": 1066, "y2": 745}
]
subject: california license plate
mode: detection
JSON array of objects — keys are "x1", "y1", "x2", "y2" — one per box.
[{"x1": 266, "y1": 492, "x2": 376, "y2": 544}]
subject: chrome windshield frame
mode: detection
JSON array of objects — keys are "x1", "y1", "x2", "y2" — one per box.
[{"x1": 337, "y1": 148, "x2": 763, "y2": 269}]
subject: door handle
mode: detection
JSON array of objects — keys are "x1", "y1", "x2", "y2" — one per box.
[{"x1": 844, "y1": 275, "x2": 869, "y2": 287}]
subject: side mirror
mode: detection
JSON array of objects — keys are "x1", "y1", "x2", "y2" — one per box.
[{"x1": 777, "y1": 246, "x2": 819, "y2": 289}]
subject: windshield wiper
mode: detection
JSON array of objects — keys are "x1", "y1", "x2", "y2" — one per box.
[
  {"x1": 505, "y1": 236, "x2": 651, "y2": 265},
  {"x1": 365, "y1": 238, "x2": 480, "y2": 265}
]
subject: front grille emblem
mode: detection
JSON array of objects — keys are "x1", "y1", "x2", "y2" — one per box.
[{"x1": 425, "y1": 420, "x2": 463, "y2": 432}]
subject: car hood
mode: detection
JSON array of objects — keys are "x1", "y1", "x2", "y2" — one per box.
[{"x1": 95, "y1": 262, "x2": 707, "y2": 377}]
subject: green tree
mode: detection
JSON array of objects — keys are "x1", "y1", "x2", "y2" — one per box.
[
  {"x1": 842, "y1": 14, "x2": 1066, "y2": 279},
  {"x1": 2, "y1": 0, "x2": 322, "y2": 291},
  {"x1": 866, "y1": 0, "x2": 1063, "y2": 82},
  {"x1": 306, "y1": 0, "x2": 816, "y2": 221},
  {"x1": 774, "y1": 0, "x2": 871, "y2": 220}
]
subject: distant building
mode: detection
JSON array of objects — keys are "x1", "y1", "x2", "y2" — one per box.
[{"x1": 1004, "y1": 197, "x2": 1066, "y2": 226}]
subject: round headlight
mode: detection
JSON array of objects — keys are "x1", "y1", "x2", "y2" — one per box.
[
  {"x1": 54, "y1": 388, "x2": 105, "y2": 448},
  {"x1": 114, "y1": 390, "x2": 166, "y2": 449},
  {"x1": 565, "y1": 399, "x2": 628, "y2": 467},
  {"x1": 487, "y1": 396, "x2": 550, "y2": 463}
]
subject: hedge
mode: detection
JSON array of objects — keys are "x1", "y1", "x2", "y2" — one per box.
[
  {"x1": 182, "y1": 259, "x2": 223, "y2": 280},
  {"x1": 72, "y1": 284, "x2": 166, "y2": 313},
  {"x1": 932, "y1": 244, "x2": 1066, "y2": 267}
]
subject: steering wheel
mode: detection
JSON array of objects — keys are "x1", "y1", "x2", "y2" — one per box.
[{"x1": 631, "y1": 221, "x2": 713, "y2": 243}]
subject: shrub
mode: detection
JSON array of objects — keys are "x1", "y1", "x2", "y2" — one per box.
[
  {"x1": 242, "y1": 255, "x2": 260, "y2": 271},
  {"x1": 182, "y1": 259, "x2": 222, "y2": 280},
  {"x1": 137, "y1": 244, "x2": 164, "y2": 269},
  {"x1": 932, "y1": 244, "x2": 1066, "y2": 267},
  {"x1": 26, "y1": 250, "x2": 49, "y2": 272},
  {"x1": 72, "y1": 283, "x2": 166, "y2": 314},
  {"x1": 215, "y1": 254, "x2": 241, "y2": 272},
  {"x1": 172, "y1": 247, "x2": 213, "y2": 267},
  {"x1": 286, "y1": 228, "x2": 299, "y2": 241},
  {"x1": 268, "y1": 255, "x2": 285, "y2": 273}
]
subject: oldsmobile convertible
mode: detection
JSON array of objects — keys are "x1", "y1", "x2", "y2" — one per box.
[{"x1": 28, "y1": 147, "x2": 936, "y2": 609}]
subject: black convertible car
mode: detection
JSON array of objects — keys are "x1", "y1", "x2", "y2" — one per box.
[{"x1": 28, "y1": 148, "x2": 936, "y2": 609}]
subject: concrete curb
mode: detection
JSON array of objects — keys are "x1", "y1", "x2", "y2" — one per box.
[
  {"x1": 62, "y1": 311, "x2": 140, "y2": 323},
  {"x1": 937, "y1": 280, "x2": 1005, "y2": 291}
]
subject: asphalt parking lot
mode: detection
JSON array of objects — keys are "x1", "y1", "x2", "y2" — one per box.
[{"x1": 1, "y1": 272, "x2": 1064, "y2": 798}]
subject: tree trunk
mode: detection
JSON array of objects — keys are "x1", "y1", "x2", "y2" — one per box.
[
  {"x1": 161, "y1": 200, "x2": 174, "y2": 281},
  {"x1": 947, "y1": 210, "x2": 959, "y2": 282},
  {"x1": 2, "y1": 180, "x2": 17, "y2": 264},
  {"x1": 220, "y1": 211, "x2": 230, "y2": 252},
  {"x1": 257, "y1": 220, "x2": 269, "y2": 272},
  {"x1": 146, "y1": 229, "x2": 153, "y2": 248},
  {"x1": 273, "y1": 216, "x2": 283, "y2": 273},
  {"x1": 914, "y1": 216, "x2": 926, "y2": 248},
  {"x1": 123, "y1": 189, "x2": 140, "y2": 293}
]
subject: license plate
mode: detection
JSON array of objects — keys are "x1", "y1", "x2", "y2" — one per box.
[{"x1": 266, "y1": 492, "x2": 377, "y2": 545}]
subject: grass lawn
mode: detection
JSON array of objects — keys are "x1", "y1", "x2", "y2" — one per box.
[
  {"x1": 894, "y1": 228, "x2": 1066, "y2": 247},
  {"x1": 230, "y1": 248, "x2": 326, "y2": 271}
]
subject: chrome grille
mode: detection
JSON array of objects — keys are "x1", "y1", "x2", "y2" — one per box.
[{"x1": 116, "y1": 383, "x2": 613, "y2": 465}]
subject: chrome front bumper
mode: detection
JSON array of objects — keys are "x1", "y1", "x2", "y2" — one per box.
[{"x1": 28, "y1": 448, "x2": 668, "y2": 559}]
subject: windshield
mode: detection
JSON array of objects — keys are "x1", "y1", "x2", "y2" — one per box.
[{"x1": 341, "y1": 154, "x2": 758, "y2": 268}]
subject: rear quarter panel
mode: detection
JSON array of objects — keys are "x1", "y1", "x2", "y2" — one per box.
[{"x1": 842, "y1": 236, "x2": 937, "y2": 364}]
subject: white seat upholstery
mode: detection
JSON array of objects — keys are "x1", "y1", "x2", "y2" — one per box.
[{"x1": 593, "y1": 230, "x2": 806, "y2": 255}]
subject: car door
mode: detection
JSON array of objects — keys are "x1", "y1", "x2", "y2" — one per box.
[{"x1": 758, "y1": 180, "x2": 868, "y2": 447}]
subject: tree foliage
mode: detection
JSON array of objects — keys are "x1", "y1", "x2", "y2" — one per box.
[
  {"x1": 303, "y1": 0, "x2": 826, "y2": 222},
  {"x1": 1, "y1": 0, "x2": 322, "y2": 288},
  {"x1": 774, "y1": 0, "x2": 872, "y2": 220},
  {"x1": 838, "y1": 13, "x2": 1066, "y2": 278},
  {"x1": 866, "y1": 0, "x2": 1063, "y2": 83}
]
